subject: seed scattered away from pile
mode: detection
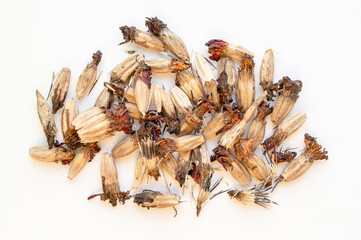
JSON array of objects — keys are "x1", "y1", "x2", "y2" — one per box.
[{"x1": 30, "y1": 16, "x2": 328, "y2": 217}]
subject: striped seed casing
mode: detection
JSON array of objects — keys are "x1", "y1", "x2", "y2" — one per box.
[
  {"x1": 50, "y1": 67, "x2": 71, "y2": 113},
  {"x1": 236, "y1": 58, "x2": 255, "y2": 112}
]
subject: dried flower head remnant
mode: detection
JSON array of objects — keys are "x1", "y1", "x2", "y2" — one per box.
[{"x1": 31, "y1": 16, "x2": 328, "y2": 217}]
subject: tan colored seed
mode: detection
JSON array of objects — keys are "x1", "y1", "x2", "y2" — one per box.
[
  {"x1": 29, "y1": 146, "x2": 75, "y2": 163},
  {"x1": 146, "y1": 17, "x2": 189, "y2": 61},
  {"x1": 176, "y1": 71, "x2": 205, "y2": 103},
  {"x1": 119, "y1": 26, "x2": 166, "y2": 52},
  {"x1": 169, "y1": 85, "x2": 192, "y2": 116},
  {"x1": 236, "y1": 58, "x2": 255, "y2": 111},
  {"x1": 110, "y1": 51, "x2": 144, "y2": 83},
  {"x1": 76, "y1": 51, "x2": 102, "y2": 100},
  {"x1": 260, "y1": 49, "x2": 274, "y2": 90},
  {"x1": 219, "y1": 91, "x2": 267, "y2": 149},
  {"x1": 205, "y1": 39, "x2": 254, "y2": 62},
  {"x1": 50, "y1": 67, "x2": 71, "y2": 113},
  {"x1": 174, "y1": 135, "x2": 205, "y2": 152},
  {"x1": 134, "y1": 190, "x2": 181, "y2": 209},
  {"x1": 218, "y1": 57, "x2": 237, "y2": 94},
  {"x1": 145, "y1": 58, "x2": 190, "y2": 73},
  {"x1": 112, "y1": 134, "x2": 138, "y2": 160},
  {"x1": 36, "y1": 90, "x2": 57, "y2": 148},
  {"x1": 94, "y1": 88, "x2": 113, "y2": 108}
]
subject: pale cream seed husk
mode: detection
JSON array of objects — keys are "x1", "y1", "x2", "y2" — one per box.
[
  {"x1": 68, "y1": 146, "x2": 92, "y2": 180},
  {"x1": 281, "y1": 154, "x2": 312, "y2": 182},
  {"x1": 160, "y1": 28, "x2": 189, "y2": 61},
  {"x1": 112, "y1": 134, "x2": 138, "y2": 159},
  {"x1": 169, "y1": 85, "x2": 192, "y2": 116},
  {"x1": 174, "y1": 135, "x2": 205, "y2": 152},
  {"x1": 135, "y1": 78, "x2": 151, "y2": 117}
]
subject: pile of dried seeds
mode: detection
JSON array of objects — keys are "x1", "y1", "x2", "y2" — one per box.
[{"x1": 30, "y1": 17, "x2": 328, "y2": 216}]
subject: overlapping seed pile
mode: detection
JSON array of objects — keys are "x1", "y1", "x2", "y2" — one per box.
[{"x1": 30, "y1": 17, "x2": 328, "y2": 216}]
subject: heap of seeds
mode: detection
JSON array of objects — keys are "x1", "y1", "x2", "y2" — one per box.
[{"x1": 30, "y1": 17, "x2": 328, "y2": 216}]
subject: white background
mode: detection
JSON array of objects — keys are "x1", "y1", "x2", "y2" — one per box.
[{"x1": 1, "y1": 0, "x2": 360, "y2": 239}]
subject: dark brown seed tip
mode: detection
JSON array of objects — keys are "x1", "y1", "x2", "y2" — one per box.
[
  {"x1": 145, "y1": 17, "x2": 166, "y2": 36},
  {"x1": 255, "y1": 101, "x2": 273, "y2": 120},
  {"x1": 136, "y1": 61, "x2": 152, "y2": 89},
  {"x1": 119, "y1": 25, "x2": 136, "y2": 44},
  {"x1": 92, "y1": 50, "x2": 102, "y2": 66},
  {"x1": 205, "y1": 39, "x2": 227, "y2": 61}
]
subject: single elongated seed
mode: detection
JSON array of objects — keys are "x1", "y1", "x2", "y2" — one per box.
[
  {"x1": 68, "y1": 143, "x2": 100, "y2": 180},
  {"x1": 145, "y1": 58, "x2": 190, "y2": 73},
  {"x1": 271, "y1": 77, "x2": 303, "y2": 125},
  {"x1": 236, "y1": 58, "x2": 255, "y2": 111},
  {"x1": 88, "y1": 153, "x2": 131, "y2": 206},
  {"x1": 119, "y1": 25, "x2": 166, "y2": 52},
  {"x1": 130, "y1": 155, "x2": 147, "y2": 191},
  {"x1": 135, "y1": 62, "x2": 152, "y2": 116},
  {"x1": 262, "y1": 112, "x2": 307, "y2": 152},
  {"x1": 219, "y1": 91, "x2": 267, "y2": 149},
  {"x1": 247, "y1": 102, "x2": 273, "y2": 151},
  {"x1": 36, "y1": 90, "x2": 57, "y2": 148},
  {"x1": 50, "y1": 67, "x2": 71, "y2": 113},
  {"x1": 279, "y1": 134, "x2": 328, "y2": 182},
  {"x1": 76, "y1": 51, "x2": 102, "y2": 100},
  {"x1": 260, "y1": 49, "x2": 274, "y2": 90},
  {"x1": 218, "y1": 56, "x2": 237, "y2": 94},
  {"x1": 112, "y1": 134, "x2": 138, "y2": 159},
  {"x1": 205, "y1": 39, "x2": 254, "y2": 62},
  {"x1": 61, "y1": 99, "x2": 80, "y2": 150},
  {"x1": 169, "y1": 85, "x2": 192, "y2": 116},
  {"x1": 29, "y1": 146, "x2": 75, "y2": 164},
  {"x1": 134, "y1": 190, "x2": 181, "y2": 208},
  {"x1": 176, "y1": 71, "x2": 205, "y2": 103},
  {"x1": 110, "y1": 51, "x2": 144, "y2": 83},
  {"x1": 146, "y1": 17, "x2": 189, "y2": 61},
  {"x1": 94, "y1": 87, "x2": 113, "y2": 108}
]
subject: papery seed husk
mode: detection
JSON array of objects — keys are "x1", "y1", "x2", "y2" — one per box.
[
  {"x1": 125, "y1": 87, "x2": 136, "y2": 104},
  {"x1": 218, "y1": 57, "x2": 237, "y2": 94},
  {"x1": 176, "y1": 71, "x2": 205, "y2": 103},
  {"x1": 134, "y1": 190, "x2": 181, "y2": 208},
  {"x1": 146, "y1": 17, "x2": 189, "y2": 61},
  {"x1": 36, "y1": 90, "x2": 57, "y2": 148},
  {"x1": 125, "y1": 102, "x2": 142, "y2": 120},
  {"x1": 131, "y1": 155, "x2": 147, "y2": 191},
  {"x1": 204, "y1": 79, "x2": 221, "y2": 111},
  {"x1": 202, "y1": 112, "x2": 227, "y2": 140},
  {"x1": 119, "y1": 26, "x2": 166, "y2": 52},
  {"x1": 174, "y1": 135, "x2": 205, "y2": 152},
  {"x1": 260, "y1": 49, "x2": 274, "y2": 90},
  {"x1": 160, "y1": 153, "x2": 178, "y2": 180},
  {"x1": 50, "y1": 68, "x2": 71, "y2": 113},
  {"x1": 247, "y1": 102, "x2": 273, "y2": 151},
  {"x1": 90, "y1": 153, "x2": 131, "y2": 206},
  {"x1": 61, "y1": 99, "x2": 79, "y2": 139},
  {"x1": 112, "y1": 134, "x2": 138, "y2": 159},
  {"x1": 263, "y1": 112, "x2": 307, "y2": 152},
  {"x1": 169, "y1": 85, "x2": 192, "y2": 116},
  {"x1": 193, "y1": 51, "x2": 215, "y2": 86},
  {"x1": 145, "y1": 58, "x2": 190, "y2": 73},
  {"x1": 243, "y1": 153, "x2": 268, "y2": 181},
  {"x1": 219, "y1": 91, "x2": 267, "y2": 149},
  {"x1": 205, "y1": 39, "x2": 254, "y2": 62},
  {"x1": 94, "y1": 87, "x2": 113, "y2": 108},
  {"x1": 280, "y1": 133, "x2": 328, "y2": 182},
  {"x1": 271, "y1": 77, "x2": 303, "y2": 125},
  {"x1": 236, "y1": 58, "x2": 255, "y2": 111},
  {"x1": 76, "y1": 51, "x2": 102, "y2": 100},
  {"x1": 135, "y1": 62, "x2": 152, "y2": 117},
  {"x1": 29, "y1": 146, "x2": 75, "y2": 163},
  {"x1": 110, "y1": 51, "x2": 144, "y2": 83},
  {"x1": 153, "y1": 84, "x2": 176, "y2": 119},
  {"x1": 227, "y1": 161, "x2": 252, "y2": 186},
  {"x1": 68, "y1": 143, "x2": 100, "y2": 180}
]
